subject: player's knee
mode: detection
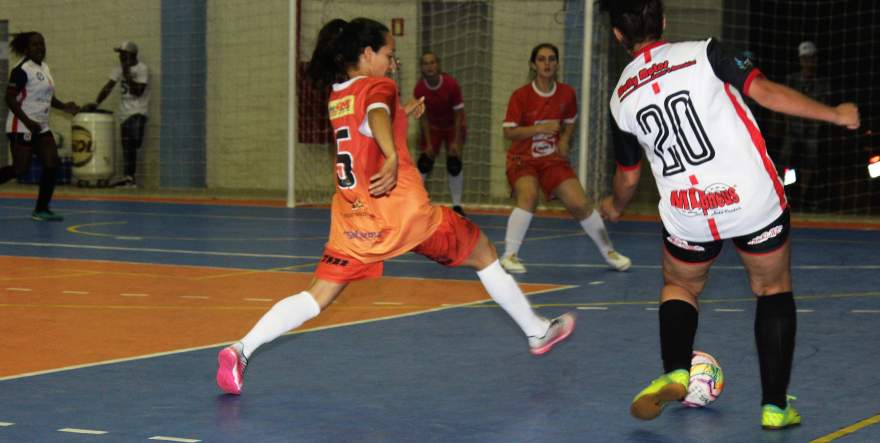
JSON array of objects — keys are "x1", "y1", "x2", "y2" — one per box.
[
  {"x1": 417, "y1": 153, "x2": 434, "y2": 174},
  {"x1": 446, "y1": 156, "x2": 462, "y2": 176}
]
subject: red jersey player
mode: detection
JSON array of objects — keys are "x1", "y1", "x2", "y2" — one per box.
[
  {"x1": 500, "y1": 43, "x2": 630, "y2": 274},
  {"x1": 413, "y1": 52, "x2": 466, "y2": 216}
]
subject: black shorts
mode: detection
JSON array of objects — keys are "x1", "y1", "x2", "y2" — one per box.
[
  {"x1": 663, "y1": 210, "x2": 790, "y2": 263},
  {"x1": 6, "y1": 130, "x2": 50, "y2": 147}
]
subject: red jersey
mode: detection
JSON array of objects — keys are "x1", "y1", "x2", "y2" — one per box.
[
  {"x1": 413, "y1": 73, "x2": 464, "y2": 129},
  {"x1": 326, "y1": 76, "x2": 442, "y2": 263},
  {"x1": 502, "y1": 81, "x2": 578, "y2": 158}
]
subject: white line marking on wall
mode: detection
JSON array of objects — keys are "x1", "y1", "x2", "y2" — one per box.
[
  {"x1": 121, "y1": 293, "x2": 148, "y2": 297},
  {"x1": 852, "y1": 309, "x2": 880, "y2": 314},
  {"x1": 62, "y1": 290, "x2": 89, "y2": 295},
  {"x1": 589, "y1": 281, "x2": 604, "y2": 285},
  {"x1": 5, "y1": 288, "x2": 32, "y2": 292},
  {"x1": 180, "y1": 295, "x2": 209, "y2": 299},
  {"x1": 577, "y1": 306, "x2": 608, "y2": 310},
  {"x1": 714, "y1": 308, "x2": 744, "y2": 312}
]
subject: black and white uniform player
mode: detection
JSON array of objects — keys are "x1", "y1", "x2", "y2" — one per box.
[
  {"x1": 6, "y1": 58, "x2": 54, "y2": 140},
  {"x1": 610, "y1": 39, "x2": 789, "y2": 259}
]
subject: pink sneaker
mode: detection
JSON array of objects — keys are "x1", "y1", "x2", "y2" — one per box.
[
  {"x1": 528, "y1": 312, "x2": 576, "y2": 356},
  {"x1": 216, "y1": 345, "x2": 247, "y2": 395}
]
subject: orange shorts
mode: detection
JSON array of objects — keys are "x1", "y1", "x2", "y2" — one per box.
[
  {"x1": 506, "y1": 154, "x2": 578, "y2": 199},
  {"x1": 314, "y1": 206, "x2": 481, "y2": 283}
]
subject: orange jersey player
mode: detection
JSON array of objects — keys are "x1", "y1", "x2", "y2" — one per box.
[{"x1": 216, "y1": 18, "x2": 576, "y2": 396}]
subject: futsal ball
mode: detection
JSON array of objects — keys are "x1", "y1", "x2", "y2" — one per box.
[{"x1": 682, "y1": 350, "x2": 724, "y2": 407}]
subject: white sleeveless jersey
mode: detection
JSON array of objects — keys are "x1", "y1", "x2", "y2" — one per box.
[
  {"x1": 6, "y1": 59, "x2": 55, "y2": 134},
  {"x1": 609, "y1": 39, "x2": 786, "y2": 242}
]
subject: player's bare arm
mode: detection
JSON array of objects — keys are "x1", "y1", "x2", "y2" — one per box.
[
  {"x1": 748, "y1": 75, "x2": 860, "y2": 129},
  {"x1": 404, "y1": 96, "x2": 425, "y2": 118},
  {"x1": 503, "y1": 120, "x2": 560, "y2": 141},
  {"x1": 556, "y1": 121, "x2": 575, "y2": 157},
  {"x1": 601, "y1": 167, "x2": 641, "y2": 222},
  {"x1": 367, "y1": 107, "x2": 399, "y2": 196}
]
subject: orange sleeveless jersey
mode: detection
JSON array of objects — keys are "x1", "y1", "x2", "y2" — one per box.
[{"x1": 325, "y1": 76, "x2": 442, "y2": 263}]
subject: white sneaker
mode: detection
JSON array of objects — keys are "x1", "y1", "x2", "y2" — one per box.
[
  {"x1": 604, "y1": 250, "x2": 631, "y2": 272},
  {"x1": 528, "y1": 312, "x2": 576, "y2": 355},
  {"x1": 500, "y1": 254, "x2": 527, "y2": 274}
]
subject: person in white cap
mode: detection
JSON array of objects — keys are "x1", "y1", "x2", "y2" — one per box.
[
  {"x1": 86, "y1": 40, "x2": 150, "y2": 188},
  {"x1": 780, "y1": 40, "x2": 830, "y2": 210}
]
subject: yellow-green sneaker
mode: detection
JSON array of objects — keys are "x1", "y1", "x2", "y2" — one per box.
[
  {"x1": 761, "y1": 400, "x2": 801, "y2": 430},
  {"x1": 631, "y1": 369, "x2": 689, "y2": 420}
]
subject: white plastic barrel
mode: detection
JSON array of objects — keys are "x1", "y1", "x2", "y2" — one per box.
[{"x1": 71, "y1": 110, "x2": 115, "y2": 184}]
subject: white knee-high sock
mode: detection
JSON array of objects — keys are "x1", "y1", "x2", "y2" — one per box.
[
  {"x1": 504, "y1": 207, "x2": 533, "y2": 257},
  {"x1": 448, "y1": 172, "x2": 463, "y2": 206},
  {"x1": 476, "y1": 260, "x2": 549, "y2": 337},
  {"x1": 579, "y1": 210, "x2": 614, "y2": 255},
  {"x1": 240, "y1": 291, "x2": 321, "y2": 358}
]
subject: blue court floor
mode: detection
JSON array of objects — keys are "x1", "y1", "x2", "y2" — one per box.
[{"x1": 0, "y1": 196, "x2": 878, "y2": 442}]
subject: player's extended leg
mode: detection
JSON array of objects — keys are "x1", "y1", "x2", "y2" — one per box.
[
  {"x1": 737, "y1": 239, "x2": 800, "y2": 430},
  {"x1": 32, "y1": 132, "x2": 62, "y2": 221},
  {"x1": 216, "y1": 278, "x2": 348, "y2": 395},
  {"x1": 0, "y1": 136, "x2": 34, "y2": 185},
  {"x1": 447, "y1": 154, "x2": 465, "y2": 216},
  {"x1": 462, "y1": 231, "x2": 575, "y2": 355},
  {"x1": 417, "y1": 151, "x2": 435, "y2": 183},
  {"x1": 553, "y1": 178, "x2": 631, "y2": 271},
  {"x1": 631, "y1": 244, "x2": 713, "y2": 420},
  {"x1": 500, "y1": 175, "x2": 540, "y2": 274}
]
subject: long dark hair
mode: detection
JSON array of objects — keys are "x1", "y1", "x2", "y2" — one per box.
[
  {"x1": 9, "y1": 31, "x2": 40, "y2": 56},
  {"x1": 596, "y1": 0, "x2": 664, "y2": 51},
  {"x1": 307, "y1": 18, "x2": 389, "y2": 90},
  {"x1": 528, "y1": 43, "x2": 559, "y2": 81}
]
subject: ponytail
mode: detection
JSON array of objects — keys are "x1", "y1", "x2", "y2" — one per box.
[
  {"x1": 9, "y1": 32, "x2": 39, "y2": 57},
  {"x1": 306, "y1": 18, "x2": 389, "y2": 90}
]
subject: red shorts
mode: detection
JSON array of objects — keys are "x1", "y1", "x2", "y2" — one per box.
[
  {"x1": 314, "y1": 206, "x2": 481, "y2": 283},
  {"x1": 506, "y1": 154, "x2": 578, "y2": 199},
  {"x1": 420, "y1": 126, "x2": 466, "y2": 155}
]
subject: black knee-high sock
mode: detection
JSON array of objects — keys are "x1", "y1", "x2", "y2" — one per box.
[
  {"x1": 660, "y1": 299, "x2": 698, "y2": 373},
  {"x1": 0, "y1": 165, "x2": 17, "y2": 184},
  {"x1": 755, "y1": 292, "x2": 797, "y2": 409},
  {"x1": 35, "y1": 167, "x2": 57, "y2": 211}
]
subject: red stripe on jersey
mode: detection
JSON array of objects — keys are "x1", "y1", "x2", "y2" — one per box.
[
  {"x1": 707, "y1": 218, "x2": 721, "y2": 240},
  {"x1": 616, "y1": 161, "x2": 641, "y2": 172},
  {"x1": 742, "y1": 69, "x2": 763, "y2": 97},
  {"x1": 688, "y1": 174, "x2": 699, "y2": 185},
  {"x1": 632, "y1": 41, "x2": 668, "y2": 61},
  {"x1": 11, "y1": 88, "x2": 27, "y2": 133},
  {"x1": 652, "y1": 82, "x2": 660, "y2": 94},
  {"x1": 723, "y1": 83, "x2": 786, "y2": 210}
]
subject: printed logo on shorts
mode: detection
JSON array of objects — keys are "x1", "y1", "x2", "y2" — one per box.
[
  {"x1": 321, "y1": 254, "x2": 349, "y2": 267},
  {"x1": 669, "y1": 182, "x2": 742, "y2": 217},
  {"x1": 746, "y1": 225, "x2": 784, "y2": 246},
  {"x1": 666, "y1": 234, "x2": 706, "y2": 252},
  {"x1": 329, "y1": 95, "x2": 355, "y2": 120}
]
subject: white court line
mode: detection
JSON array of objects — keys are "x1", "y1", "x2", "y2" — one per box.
[
  {"x1": 0, "y1": 284, "x2": 576, "y2": 382},
  {"x1": 5, "y1": 288, "x2": 32, "y2": 292},
  {"x1": 62, "y1": 290, "x2": 89, "y2": 295},
  {"x1": 714, "y1": 308, "x2": 744, "y2": 312},
  {"x1": 589, "y1": 281, "x2": 604, "y2": 285},
  {"x1": 180, "y1": 295, "x2": 209, "y2": 299},
  {"x1": 121, "y1": 293, "x2": 148, "y2": 297},
  {"x1": 577, "y1": 306, "x2": 608, "y2": 310},
  {"x1": 149, "y1": 436, "x2": 202, "y2": 443},
  {"x1": 58, "y1": 428, "x2": 107, "y2": 435},
  {"x1": 0, "y1": 422, "x2": 13, "y2": 426},
  {"x1": 851, "y1": 309, "x2": 880, "y2": 314},
  {"x1": 243, "y1": 298, "x2": 273, "y2": 302},
  {"x1": 373, "y1": 302, "x2": 403, "y2": 305}
]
